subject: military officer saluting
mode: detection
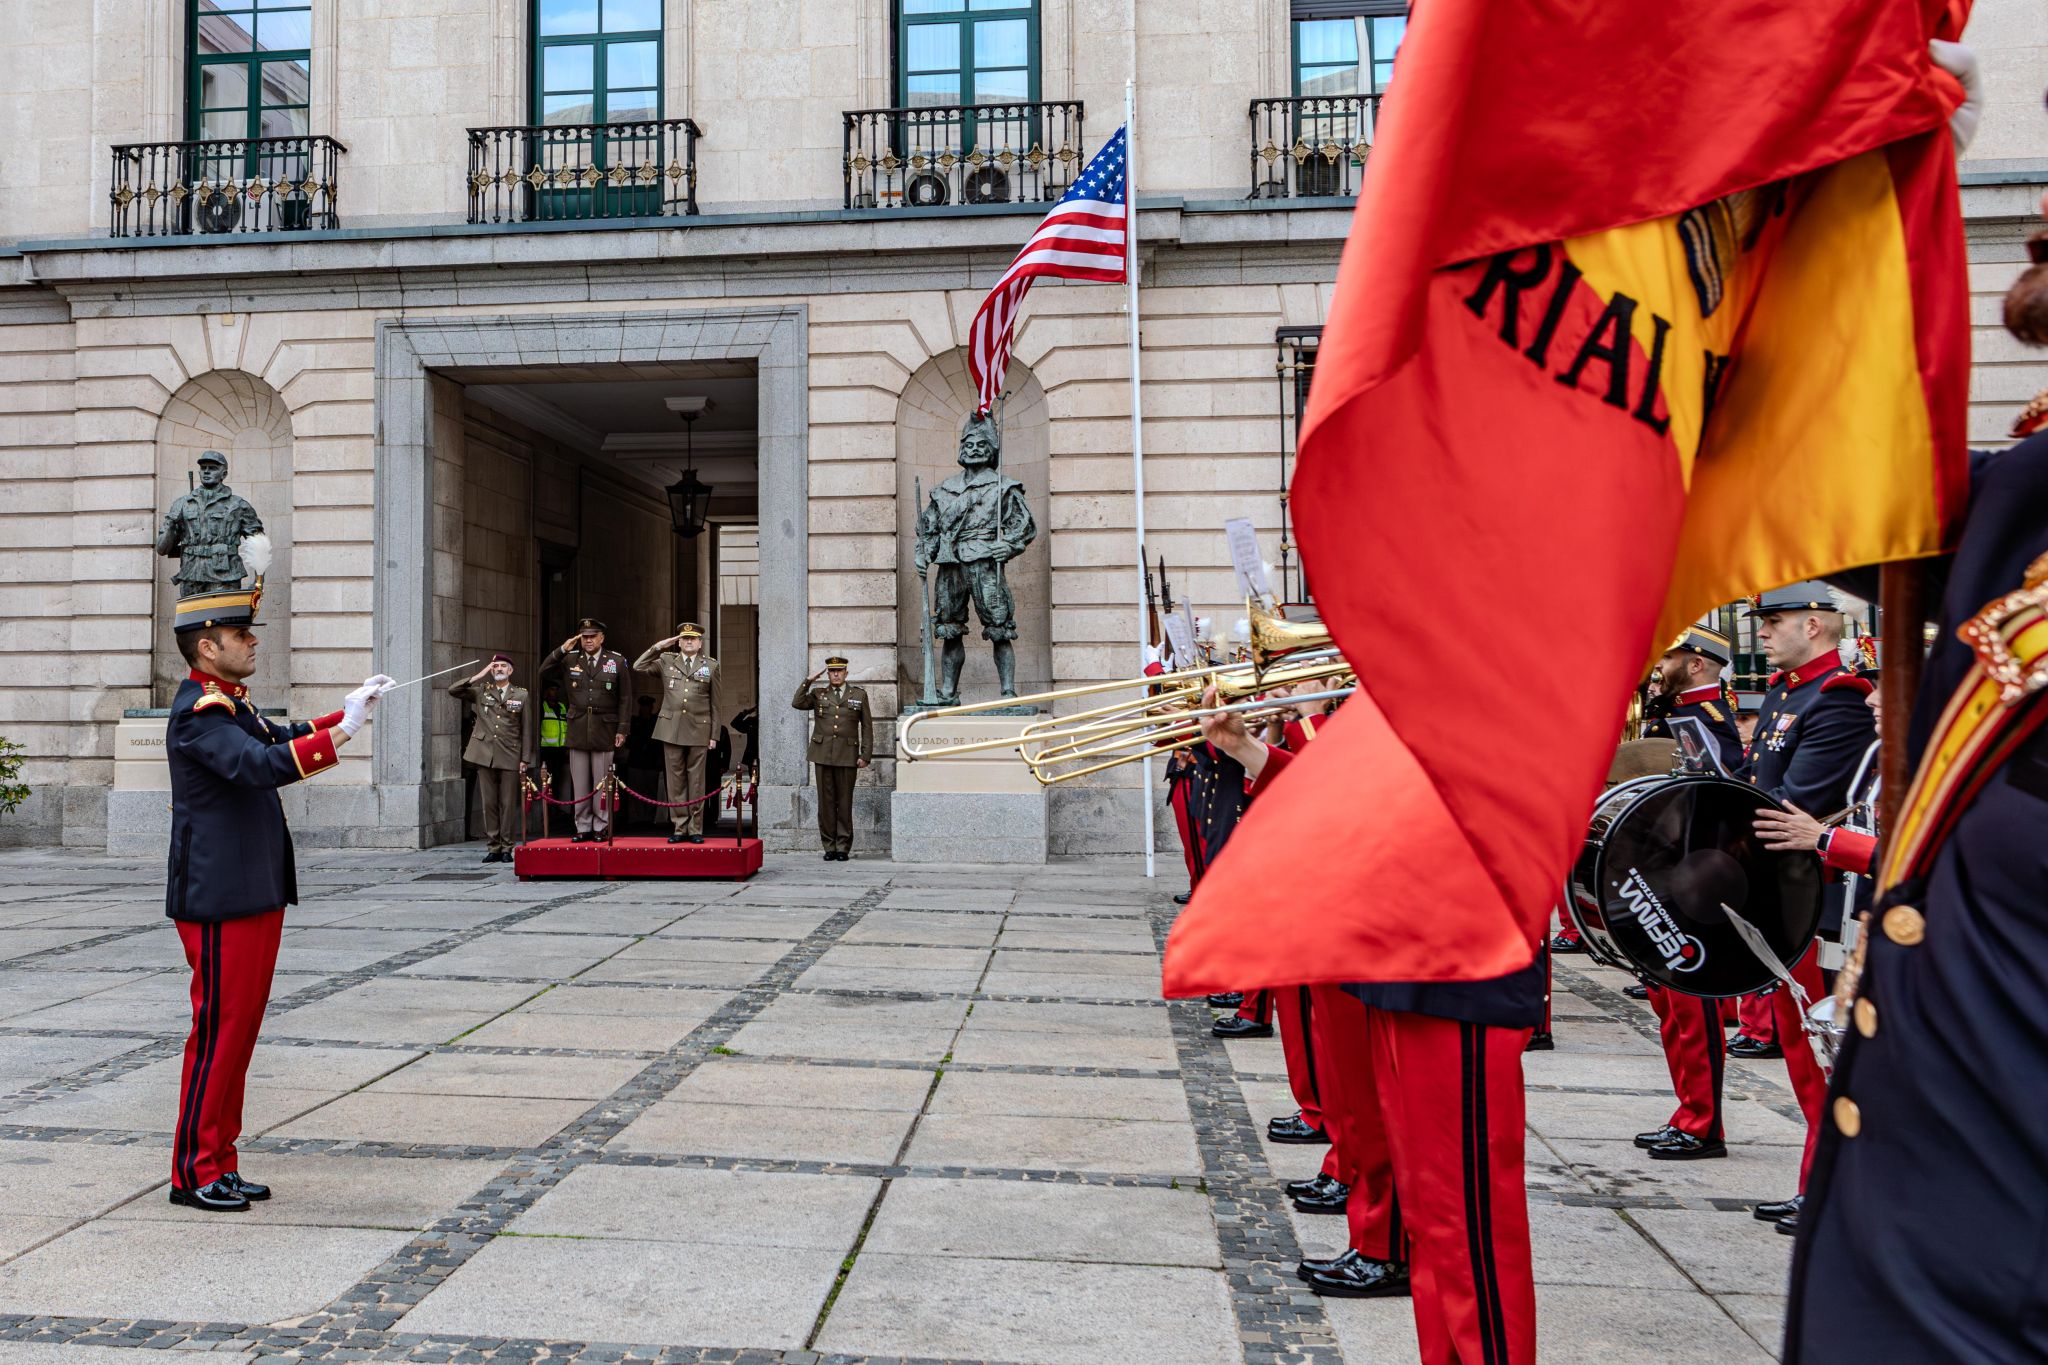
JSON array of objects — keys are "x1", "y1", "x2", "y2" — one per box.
[
  {"x1": 793, "y1": 655, "x2": 872, "y2": 860},
  {"x1": 634, "y1": 622, "x2": 719, "y2": 843},
  {"x1": 1645, "y1": 624, "x2": 1743, "y2": 769},
  {"x1": 540, "y1": 619, "x2": 631, "y2": 842},
  {"x1": 165, "y1": 584, "x2": 389, "y2": 1211},
  {"x1": 450, "y1": 653, "x2": 535, "y2": 863}
]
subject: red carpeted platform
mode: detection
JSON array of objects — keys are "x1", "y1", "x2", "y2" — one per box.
[{"x1": 514, "y1": 836, "x2": 763, "y2": 880}]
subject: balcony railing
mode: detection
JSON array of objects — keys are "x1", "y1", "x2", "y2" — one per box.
[
  {"x1": 110, "y1": 135, "x2": 345, "y2": 238},
  {"x1": 1249, "y1": 96, "x2": 1379, "y2": 200},
  {"x1": 843, "y1": 100, "x2": 1084, "y2": 210},
  {"x1": 466, "y1": 118, "x2": 701, "y2": 224}
]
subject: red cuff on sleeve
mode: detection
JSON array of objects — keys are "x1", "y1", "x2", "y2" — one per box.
[
  {"x1": 1822, "y1": 827, "x2": 1877, "y2": 876},
  {"x1": 290, "y1": 729, "x2": 341, "y2": 779},
  {"x1": 1247, "y1": 743, "x2": 1293, "y2": 799},
  {"x1": 311, "y1": 709, "x2": 346, "y2": 732}
]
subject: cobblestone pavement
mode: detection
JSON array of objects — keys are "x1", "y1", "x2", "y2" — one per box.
[{"x1": 0, "y1": 845, "x2": 1800, "y2": 1362}]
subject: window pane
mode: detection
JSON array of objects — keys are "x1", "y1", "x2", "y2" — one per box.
[
  {"x1": 1295, "y1": 19, "x2": 1357, "y2": 68},
  {"x1": 543, "y1": 44, "x2": 594, "y2": 92},
  {"x1": 605, "y1": 91, "x2": 657, "y2": 123},
  {"x1": 972, "y1": 67, "x2": 1028, "y2": 103},
  {"x1": 905, "y1": 72, "x2": 962, "y2": 107},
  {"x1": 258, "y1": 56, "x2": 310, "y2": 105},
  {"x1": 973, "y1": 18, "x2": 1026, "y2": 68},
  {"x1": 1299, "y1": 64, "x2": 1360, "y2": 98},
  {"x1": 602, "y1": 0, "x2": 659, "y2": 32},
  {"x1": 901, "y1": 0, "x2": 954, "y2": 12},
  {"x1": 905, "y1": 23, "x2": 958, "y2": 73},
  {"x1": 201, "y1": 108, "x2": 247, "y2": 140},
  {"x1": 255, "y1": 9, "x2": 309, "y2": 49},
  {"x1": 969, "y1": 0, "x2": 1029, "y2": 8},
  {"x1": 543, "y1": 92, "x2": 596, "y2": 125},
  {"x1": 539, "y1": 0, "x2": 599, "y2": 36},
  {"x1": 606, "y1": 40, "x2": 657, "y2": 89},
  {"x1": 259, "y1": 104, "x2": 309, "y2": 138},
  {"x1": 200, "y1": 63, "x2": 251, "y2": 110},
  {"x1": 196, "y1": 7, "x2": 254, "y2": 54},
  {"x1": 256, "y1": 0, "x2": 309, "y2": 9}
]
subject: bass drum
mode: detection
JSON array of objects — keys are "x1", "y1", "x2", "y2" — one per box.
[{"x1": 1565, "y1": 775, "x2": 1822, "y2": 997}]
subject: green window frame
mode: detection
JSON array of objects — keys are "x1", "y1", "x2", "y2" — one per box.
[
  {"x1": 529, "y1": 0, "x2": 664, "y2": 217},
  {"x1": 896, "y1": 0, "x2": 1039, "y2": 113},
  {"x1": 1290, "y1": 10, "x2": 1404, "y2": 98},
  {"x1": 185, "y1": 0, "x2": 313, "y2": 144}
]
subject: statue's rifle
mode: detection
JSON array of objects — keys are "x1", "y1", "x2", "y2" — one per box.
[{"x1": 914, "y1": 474, "x2": 939, "y2": 707}]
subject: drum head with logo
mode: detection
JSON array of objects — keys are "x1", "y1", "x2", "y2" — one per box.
[{"x1": 1591, "y1": 777, "x2": 1823, "y2": 997}]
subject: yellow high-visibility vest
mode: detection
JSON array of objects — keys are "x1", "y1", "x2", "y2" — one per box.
[{"x1": 539, "y1": 702, "x2": 567, "y2": 748}]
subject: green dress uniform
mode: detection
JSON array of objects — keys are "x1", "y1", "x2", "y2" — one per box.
[
  {"x1": 634, "y1": 624, "x2": 719, "y2": 839},
  {"x1": 540, "y1": 625, "x2": 631, "y2": 837},
  {"x1": 449, "y1": 670, "x2": 536, "y2": 855},
  {"x1": 793, "y1": 662, "x2": 872, "y2": 856}
]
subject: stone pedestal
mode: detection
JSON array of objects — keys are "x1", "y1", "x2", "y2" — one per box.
[{"x1": 891, "y1": 713, "x2": 1048, "y2": 863}]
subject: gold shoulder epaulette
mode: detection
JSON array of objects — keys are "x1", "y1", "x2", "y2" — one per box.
[
  {"x1": 1703, "y1": 701, "x2": 1725, "y2": 722},
  {"x1": 192, "y1": 690, "x2": 236, "y2": 714}
]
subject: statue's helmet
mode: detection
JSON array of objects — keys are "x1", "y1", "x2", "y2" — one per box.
[{"x1": 958, "y1": 411, "x2": 1000, "y2": 466}]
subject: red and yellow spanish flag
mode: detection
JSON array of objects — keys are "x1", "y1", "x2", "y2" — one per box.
[{"x1": 1163, "y1": 0, "x2": 1972, "y2": 994}]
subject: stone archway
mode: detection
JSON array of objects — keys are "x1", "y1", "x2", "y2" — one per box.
[
  {"x1": 152, "y1": 370, "x2": 295, "y2": 706},
  {"x1": 895, "y1": 351, "x2": 1052, "y2": 701}
]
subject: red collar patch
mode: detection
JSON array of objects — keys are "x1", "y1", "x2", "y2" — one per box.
[
  {"x1": 188, "y1": 668, "x2": 248, "y2": 699},
  {"x1": 1782, "y1": 656, "x2": 1840, "y2": 690},
  {"x1": 1675, "y1": 684, "x2": 1722, "y2": 706}
]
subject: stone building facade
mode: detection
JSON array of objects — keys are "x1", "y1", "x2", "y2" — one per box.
[{"x1": 0, "y1": 0, "x2": 2043, "y2": 853}]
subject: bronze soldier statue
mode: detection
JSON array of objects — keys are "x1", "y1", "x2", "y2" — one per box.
[
  {"x1": 914, "y1": 411, "x2": 1037, "y2": 703},
  {"x1": 156, "y1": 451, "x2": 265, "y2": 598}
]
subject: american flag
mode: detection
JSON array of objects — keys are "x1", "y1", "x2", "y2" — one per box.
[{"x1": 968, "y1": 124, "x2": 1129, "y2": 414}]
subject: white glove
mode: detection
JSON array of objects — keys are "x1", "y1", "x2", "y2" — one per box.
[
  {"x1": 339, "y1": 675, "x2": 396, "y2": 736},
  {"x1": 1929, "y1": 40, "x2": 1982, "y2": 153}
]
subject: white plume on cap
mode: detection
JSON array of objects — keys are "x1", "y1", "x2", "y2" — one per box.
[{"x1": 240, "y1": 533, "x2": 273, "y2": 579}]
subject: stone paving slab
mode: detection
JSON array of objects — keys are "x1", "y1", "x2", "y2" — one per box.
[
  {"x1": 104, "y1": 1153, "x2": 504, "y2": 1231},
  {"x1": 512, "y1": 1164, "x2": 881, "y2": 1249},
  {"x1": 862, "y1": 1176, "x2": 1221, "y2": 1266}
]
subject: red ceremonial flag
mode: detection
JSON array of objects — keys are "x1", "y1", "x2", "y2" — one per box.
[{"x1": 1163, "y1": 0, "x2": 1971, "y2": 995}]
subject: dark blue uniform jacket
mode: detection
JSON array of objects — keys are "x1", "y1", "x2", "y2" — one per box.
[
  {"x1": 165, "y1": 673, "x2": 332, "y2": 923},
  {"x1": 1742, "y1": 658, "x2": 1875, "y2": 815}
]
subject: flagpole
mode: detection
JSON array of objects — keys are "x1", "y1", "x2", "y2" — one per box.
[{"x1": 1126, "y1": 80, "x2": 1155, "y2": 881}]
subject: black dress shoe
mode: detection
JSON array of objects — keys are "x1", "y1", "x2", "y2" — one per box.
[
  {"x1": 1549, "y1": 933, "x2": 1583, "y2": 953},
  {"x1": 1285, "y1": 1172, "x2": 1342, "y2": 1200},
  {"x1": 1292, "y1": 1180, "x2": 1352, "y2": 1214},
  {"x1": 669, "y1": 833, "x2": 687, "y2": 844},
  {"x1": 1298, "y1": 1247, "x2": 1361, "y2": 1280},
  {"x1": 1173, "y1": 892, "x2": 1193, "y2": 905},
  {"x1": 1726, "y1": 1034, "x2": 1784, "y2": 1060},
  {"x1": 821, "y1": 851, "x2": 835, "y2": 861},
  {"x1": 222, "y1": 1171, "x2": 270, "y2": 1201},
  {"x1": 1303, "y1": 1253, "x2": 1411, "y2": 1298},
  {"x1": 1525, "y1": 1031, "x2": 1555, "y2": 1052},
  {"x1": 1212, "y1": 1015, "x2": 1274, "y2": 1039},
  {"x1": 1206, "y1": 992, "x2": 1244, "y2": 1009},
  {"x1": 1776, "y1": 1210, "x2": 1801, "y2": 1235},
  {"x1": 1623, "y1": 983, "x2": 1651, "y2": 1000},
  {"x1": 1268, "y1": 1113, "x2": 1331, "y2": 1145},
  {"x1": 1753, "y1": 1195, "x2": 1802, "y2": 1223},
  {"x1": 169, "y1": 1179, "x2": 249, "y2": 1212},
  {"x1": 481, "y1": 850, "x2": 498, "y2": 863},
  {"x1": 686, "y1": 834, "x2": 704, "y2": 844},
  {"x1": 1648, "y1": 1131, "x2": 1728, "y2": 1161},
  {"x1": 1633, "y1": 1124, "x2": 1681, "y2": 1150}
]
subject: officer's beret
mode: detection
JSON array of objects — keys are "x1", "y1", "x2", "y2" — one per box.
[
  {"x1": 1667, "y1": 624, "x2": 1732, "y2": 665},
  {"x1": 1745, "y1": 581, "x2": 1841, "y2": 616}
]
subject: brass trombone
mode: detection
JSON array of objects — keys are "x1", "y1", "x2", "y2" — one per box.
[{"x1": 896, "y1": 598, "x2": 1354, "y2": 782}]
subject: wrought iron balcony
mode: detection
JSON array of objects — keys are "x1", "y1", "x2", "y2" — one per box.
[
  {"x1": 466, "y1": 118, "x2": 701, "y2": 224},
  {"x1": 1249, "y1": 96, "x2": 1379, "y2": 201},
  {"x1": 110, "y1": 135, "x2": 344, "y2": 238},
  {"x1": 843, "y1": 100, "x2": 1084, "y2": 210}
]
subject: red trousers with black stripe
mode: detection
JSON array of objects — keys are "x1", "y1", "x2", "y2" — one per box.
[
  {"x1": 1169, "y1": 777, "x2": 1202, "y2": 887},
  {"x1": 1236, "y1": 989, "x2": 1275, "y2": 1024},
  {"x1": 1275, "y1": 984, "x2": 1325, "y2": 1136},
  {"x1": 1648, "y1": 985, "x2": 1726, "y2": 1139},
  {"x1": 173, "y1": 910, "x2": 284, "y2": 1190},
  {"x1": 1371, "y1": 1008, "x2": 1536, "y2": 1365},
  {"x1": 1308, "y1": 985, "x2": 1399, "y2": 1256},
  {"x1": 1772, "y1": 941, "x2": 1830, "y2": 1188},
  {"x1": 1736, "y1": 989, "x2": 1778, "y2": 1044}
]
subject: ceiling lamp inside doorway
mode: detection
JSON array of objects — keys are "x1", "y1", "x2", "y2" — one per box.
[{"x1": 664, "y1": 395, "x2": 713, "y2": 538}]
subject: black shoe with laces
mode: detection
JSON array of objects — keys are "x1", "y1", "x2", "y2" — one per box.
[
  {"x1": 1303, "y1": 1254, "x2": 1411, "y2": 1298},
  {"x1": 1647, "y1": 1131, "x2": 1728, "y2": 1161},
  {"x1": 1726, "y1": 1034, "x2": 1784, "y2": 1060},
  {"x1": 222, "y1": 1171, "x2": 270, "y2": 1201},
  {"x1": 1268, "y1": 1113, "x2": 1330, "y2": 1145},
  {"x1": 1211, "y1": 1015, "x2": 1274, "y2": 1040},
  {"x1": 169, "y1": 1179, "x2": 249, "y2": 1212}
]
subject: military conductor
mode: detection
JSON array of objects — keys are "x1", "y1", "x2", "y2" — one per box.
[
  {"x1": 793, "y1": 656, "x2": 871, "y2": 860},
  {"x1": 634, "y1": 622, "x2": 719, "y2": 842},
  {"x1": 450, "y1": 653, "x2": 535, "y2": 862},
  {"x1": 165, "y1": 585, "x2": 388, "y2": 1211}
]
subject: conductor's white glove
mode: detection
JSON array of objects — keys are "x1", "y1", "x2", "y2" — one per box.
[
  {"x1": 1930, "y1": 40, "x2": 1982, "y2": 154},
  {"x1": 339, "y1": 675, "x2": 395, "y2": 736}
]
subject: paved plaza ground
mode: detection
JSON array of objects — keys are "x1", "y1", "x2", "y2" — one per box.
[{"x1": 0, "y1": 845, "x2": 1804, "y2": 1363}]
